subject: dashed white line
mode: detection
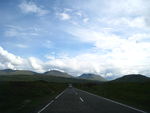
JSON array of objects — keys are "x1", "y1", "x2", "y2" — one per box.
[
  {"x1": 77, "y1": 89, "x2": 146, "y2": 113},
  {"x1": 80, "y1": 97, "x2": 84, "y2": 102},
  {"x1": 37, "y1": 89, "x2": 66, "y2": 113}
]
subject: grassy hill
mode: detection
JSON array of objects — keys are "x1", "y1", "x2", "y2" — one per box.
[
  {"x1": 0, "y1": 74, "x2": 102, "y2": 84},
  {"x1": 112, "y1": 74, "x2": 150, "y2": 82},
  {"x1": 44, "y1": 70, "x2": 72, "y2": 78},
  {"x1": 79, "y1": 73, "x2": 106, "y2": 81},
  {"x1": 0, "y1": 69, "x2": 37, "y2": 76}
]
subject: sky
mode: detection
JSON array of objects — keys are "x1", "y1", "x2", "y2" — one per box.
[{"x1": 0, "y1": 0, "x2": 150, "y2": 79}]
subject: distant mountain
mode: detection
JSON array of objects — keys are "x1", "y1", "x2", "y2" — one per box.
[
  {"x1": 113, "y1": 74, "x2": 150, "y2": 82},
  {"x1": 0, "y1": 69, "x2": 37, "y2": 75},
  {"x1": 44, "y1": 70, "x2": 72, "y2": 78},
  {"x1": 0, "y1": 69, "x2": 102, "y2": 83},
  {"x1": 79, "y1": 73, "x2": 106, "y2": 81},
  {"x1": 0, "y1": 69, "x2": 107, "y2": 83},
  {"x1": 1, "y1": 69, "x2": 15, "y2": 72}
]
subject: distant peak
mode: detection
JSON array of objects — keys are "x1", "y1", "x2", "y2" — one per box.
[
  {"x1": 79, "y1": 73, "x2": 106, "y2": 81},
  {"x1": 2, "y1": 69, "x2": 15, "y2": 72}
]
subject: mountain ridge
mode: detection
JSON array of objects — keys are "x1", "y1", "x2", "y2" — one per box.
[
  {"x1": 113, "y1": 74, "x2": 150, "y2": 82},
  {"x1": 79, "y1": 73, "x2": 106, "y2": 81}
]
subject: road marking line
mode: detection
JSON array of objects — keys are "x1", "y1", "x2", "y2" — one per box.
[
  {"x1": 37, "y1": 89, "x2": 66, "y2": 113},
  {"x1": 77, "y1": 88, "x2": 146, "y2": 113},
  {"x1": 55, "y1": 90, "x2": 65, "y2": 99},
  {"x1": 80, "y1": 97, "x2": 84, "y2": 102},
  {"x1": 37, "y1": 100, "x2": 54, "y2": 113}
]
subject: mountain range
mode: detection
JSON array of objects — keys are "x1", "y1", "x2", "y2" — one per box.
[
  {"x1": 0, "y1": 69, "x2": 150, "y2": 83},
  {"x1": 0, "y1": 69, "x2": 105, "y2": 83}
]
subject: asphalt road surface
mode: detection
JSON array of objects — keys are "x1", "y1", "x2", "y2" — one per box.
[{"x1": 37, "y1": 86, "x2": 146, "y2": 113}]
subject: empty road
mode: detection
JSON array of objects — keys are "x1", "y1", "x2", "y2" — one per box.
[{"x1": 37, "y1": 87, "x2": 146, "y2": 113}]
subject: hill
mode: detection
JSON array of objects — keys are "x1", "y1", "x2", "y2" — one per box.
[
  {"x1": 113, "y1": 74, "x2": 150, "y2": 82},
  {"x1": 79, "y1": 73, "x2": 106, "y2": 81},
  {"x1": 44, "y1": 70, "x2": 72, "y2": 78},
  {"x1": 0, "y1": 69, "x2": 37, "y2": 75},
  {"x1": 0, "y1": 69, "x2": 102, "y2": 84}
]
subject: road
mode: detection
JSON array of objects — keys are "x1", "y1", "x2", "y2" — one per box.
[{"x1": 37, "y1": 86, "x2": 146, "y2": 113}]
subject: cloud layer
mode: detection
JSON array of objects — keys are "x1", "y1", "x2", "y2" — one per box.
[
  {"x1": 19, "y1": 1, "x2": 49, "y2": 16},
  {"x1": 1, "y1": 0, "x2": 150, "y2": 79},
  {"x1": 1, "y1": 46, "x2": 150, "y2": 78}
]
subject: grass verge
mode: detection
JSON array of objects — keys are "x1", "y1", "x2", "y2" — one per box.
[
  {"x1": 75, "y1": 82, "x2": 150, "y2": 112},
  {"x1": 0, "y1": 81, "x2": 67, "y2": 113}
]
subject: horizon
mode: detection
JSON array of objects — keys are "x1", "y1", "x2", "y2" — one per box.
[
  {"x1": 1, "y1": 0, "x2": 150, "y2": 79},
  {"x1": 0, "y1": 68, "x2": 149, "y2": 79}
]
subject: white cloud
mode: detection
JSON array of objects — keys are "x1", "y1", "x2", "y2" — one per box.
[
  {"x1": 104, "y1": 17, "x2": 146, "y2": 29},
  {"x1": 16, "y1": 44, "x2": 28, "y2": 48},
  {"x1": 0, "y1": 46, "x2": 25, "y2": 69},
  {"x1": 83, "y1": 18, "x2": 89, "y2": 23},
  {"x1": 2, "y1": 0, "x2": 150, "y2": 78},
  {"x1": 58, "y1": 13, "x2": 71, "y2": 20},
  {"x1": 28, "y1": 57, "x2": 44, "y2": 72},
  {"x1": 76, "y1": 12, "x2": 82, "y2": 17},
  {"x1": 1, "y1": 45, "x2": 150, "y2": 77},
  {"x1": 65, "y1": 26, "x2": 150, "y2": 76},
  {"x1": 19, "y1": 1, "x2": 49, "y2": 16},
  {"x1": 0, "y1": 46, "x2": 44, "y2": 72},
  {"x1": 4, "y1": 25, "x2": 39, "y2": 38}
]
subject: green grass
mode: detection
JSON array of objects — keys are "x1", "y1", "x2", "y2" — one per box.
[
  {"x1": 74, "y1": 81, "x2": 150, "y2": 112},
  {"x1": 1, "y1": 74, "x2": 149, "y2": 112},
  {"x1": 0, "y1": 74, "x2": 101, "y2": 83},
  {"x1": 0, "y1": 81, "x2": 67, "y2": 113}
]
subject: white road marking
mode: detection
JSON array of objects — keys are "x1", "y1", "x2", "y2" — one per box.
[
  {"x1": 80, "y1": 97, "x2": 84, "y2": 102},
  {"x1": 77, "y1": 89, "x2": 146, "y2": 113},
  {"x1": 55, "y1": 90, "x2": 65, "y2": 99},
  {"x1": 37, "y1": 89, "x2": 66, "y2": 113},
  {"x1": 37, "y1": 100, "x2": 54, "y2": 113}
]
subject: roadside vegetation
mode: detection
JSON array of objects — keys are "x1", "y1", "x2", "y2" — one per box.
[
  {"x1": 0, "y1": 73, "x2": 149, "y2": 113},
  {"x1": 75, "y1": 81, "x2": 150, "y2": 112},
  {"x1": 0, "y1": 81, "x2": 67, "y2": 113}
]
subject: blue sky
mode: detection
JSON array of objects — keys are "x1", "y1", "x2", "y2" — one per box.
[{"x1": 0, "y1": 0, "x2": 150, "y2": 78}]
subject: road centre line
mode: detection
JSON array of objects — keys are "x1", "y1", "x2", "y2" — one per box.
[
  {"x1": 77, "y1": 88, "x2": 146, "y2": 113},
  {"x1": 80, "y1": 97, "x2": 84, "y2": 102}
]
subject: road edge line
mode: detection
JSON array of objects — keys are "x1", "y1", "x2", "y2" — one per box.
[
  {"x1": 76, "y1": 88, "x2": 147, "y2": 113},
  {"x1": 37, "y1": 89, "x2": 66, "y2": 113}
]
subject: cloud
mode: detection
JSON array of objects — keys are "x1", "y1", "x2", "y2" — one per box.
[
  {"x1": 28, "y1": 57, "x2": 44, "y2": 72},
  {"x1": 0, "y1": 46, "x2": 44, "y2": 72},
  {"x1": 4, "y1": 25, "x2": 39, "y2": 38},
  {"x1": 19, "y1": 1, "x2": 49, "y2": 16},
  {"x1": 15, "y1": 44, "x2": 28, "y2": 48},
  {"x1": 1, "y1": 45, "x2": 150, "y2": 77},
  {"x1": 58, "y1": 13, "x2": 71, "y2": 20},
  {"x1": 65, "y1": 25, "x2": 150, "y2": 75},
  {"x1": 103, "y1": 17, "x2": 146, "y2": 29},
  {"x1": 83, "y1": 18, "x2": 89, "y2": 23},
  {"x1": 2, "y1": 0, "x2": 150, "y2": 78},
  {"x1": 0, "y1": 46, "x2": 25, "y2": 69}
]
